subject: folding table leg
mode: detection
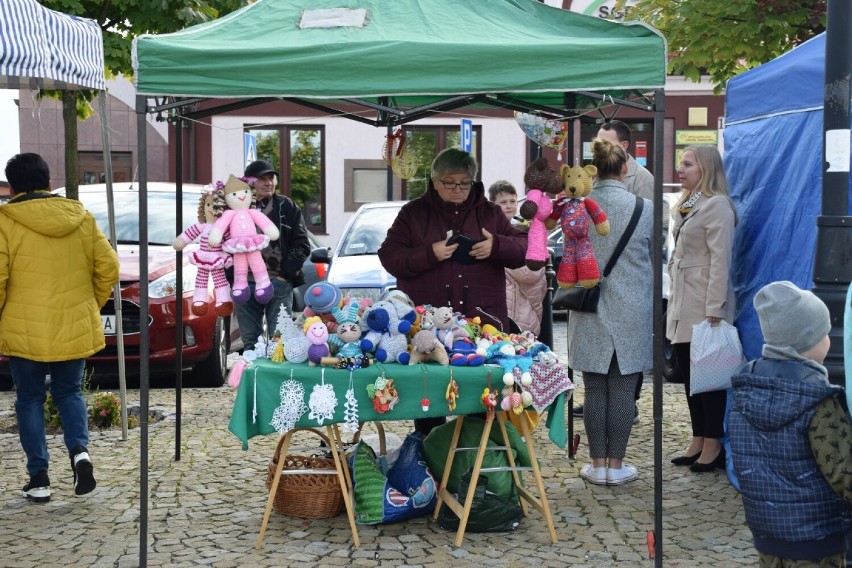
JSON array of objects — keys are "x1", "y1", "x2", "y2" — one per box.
[
  {"x1": 452, "y1": 413, "x2": 495, "y2": 547},
  {"x1": 256, "y1": 431, "x2": 293, "y2": 549},
  {"x1": 326, "y1": 424, "x2": 360, "y2": 548},
  {"x1": 515, "y1": 412, "x2": 558, "y2": 544},
  {"x1": 433, "y1": 416, "x2": 465, "y2": 520}
]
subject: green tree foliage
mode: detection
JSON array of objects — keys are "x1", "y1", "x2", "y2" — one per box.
[
  {"x1": 615, "y1": 0, "x2": 826, "y2": 93},
  {"x1": 37, "y1": 0, "x2": 245, "y2": 198},
  {"x1": 290, "y1": 129, "x2": 322, "y2": 227}
]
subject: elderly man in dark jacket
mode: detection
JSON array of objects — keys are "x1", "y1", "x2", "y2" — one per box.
[{"x1": 236, "y1": 160, "x2": 311, "y2": 352}]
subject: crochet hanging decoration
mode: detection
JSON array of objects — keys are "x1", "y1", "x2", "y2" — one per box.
[
  {"x1": 308, "y1": 369, "x2": 338, "y2": 425},
  {"x1": 380, "y1": 126, "x2": 418, "y2": 180},
  {"x1": 270, "y1": 373, "x2": 309, "y2": 433},
  {"x1": 342, "y1": 370, "x2": 359, "y2": 434},
  {"x1": 514, "y1": 112, "x2": 569, "y2": 160},
  {"x1": 367, "y1": 372, "x2": 399, "y2": 414}
]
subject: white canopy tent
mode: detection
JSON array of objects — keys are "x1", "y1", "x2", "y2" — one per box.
[{"x1": 0, "y1": 0, "x2": 129, "y2": 436}]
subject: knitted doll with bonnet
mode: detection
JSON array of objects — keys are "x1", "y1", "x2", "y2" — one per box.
[
  {"x1": 173, "y1": 184, "x2": 233, "y2": 316},
  {"x1": 208, "y1": 175, "x2": 280, "y2": 304}
]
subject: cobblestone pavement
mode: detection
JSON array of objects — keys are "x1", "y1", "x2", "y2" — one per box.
[{"x1": 0, "y1": 318, "x2": 757, "y2": 567}]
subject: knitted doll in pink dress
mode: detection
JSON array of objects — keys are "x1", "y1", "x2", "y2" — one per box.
[
  {"x1": 208, "y1": 175, "x2": 280, "y2": 304},
  {"x1": 173, "y1": 185, "x2": 233, "y2": 317}
]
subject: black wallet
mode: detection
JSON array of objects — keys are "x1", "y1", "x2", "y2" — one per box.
[{"x1": 447, "y1": 234, "x2": 483, "y2": 265}]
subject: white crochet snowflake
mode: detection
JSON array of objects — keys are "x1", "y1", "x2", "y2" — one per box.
[
  {"x1": 270, "y1": 379, "x2": 308, "y2": 433},
  {"x1": 342, "y1": 372, "x2": 359, "y2": 434},
  {"x1": 308, "y1": 381, "x2": 338, "y2": 425}
]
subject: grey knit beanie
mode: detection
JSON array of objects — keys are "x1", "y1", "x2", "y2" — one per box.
[{"x1": 753, "y1": 281, "x2": 830, "y2": 353}]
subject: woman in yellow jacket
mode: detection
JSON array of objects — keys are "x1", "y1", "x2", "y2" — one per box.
[{"x1": 0, "y1": 153, "x2": 119, "y2": 503}]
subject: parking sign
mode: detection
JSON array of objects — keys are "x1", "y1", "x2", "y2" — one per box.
[
  {"x1": 244, "y1": 133, "x2": 257, "y2": 168},
  {"x1": 460, "y1": 119, "x2": 472, "y2": 152}
]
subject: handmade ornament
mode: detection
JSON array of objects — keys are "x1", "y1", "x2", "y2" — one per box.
[
  {"x1": 514, "y1": 111, "x2": 569, "y2": 159},
  {"x1": 421, "y1": 366, "x2": 430, "y2": 412},
  {"x1": 381, "y1": 127, "x2": 406, "y2": 165},
  {"x1": 445, "y1": 369, "x2": 459, "y2": 413},
  {"x1": 172, "y1": 184, "x2": 233, "y2": 316},
  {"x1": 208, "y1": 175, "x2": 280, "y2": 305},
  {"x1": 366, "y1": 372, "x2": 399, "y2": 414},
  {"x1": 270, "y1": 372, "x2": 308, "y2": 433},
  {"x1": 480, "y1": 370, "x2": 498, "y2": 413},
  {"x1": 308, "y1": 369, "x2": 337, "y2": 425},
  {"x1": 342, "y1": 371, "x2": 359, "y2": 433},
  {"x1": 270, "y1": 332, "x2": 285, "y2": 362},
  {"x1": 391, "y1": 151, "x2": 418, "y2": 180}
]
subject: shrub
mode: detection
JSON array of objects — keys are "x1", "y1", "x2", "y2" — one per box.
[
  {"x1": 88, "y1": 391, "x2": 121, "y2": 429},
  {"x1": 44, "y1": 395, "x2": 62, "y2": 429}
]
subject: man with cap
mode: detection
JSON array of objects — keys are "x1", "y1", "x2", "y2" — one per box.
[
  {"x1": 728, "y1": 281, "x2": 852, "y2": 567},
  {"x1": 236, "y1": 160, "x2": 311, "y2": 352}
]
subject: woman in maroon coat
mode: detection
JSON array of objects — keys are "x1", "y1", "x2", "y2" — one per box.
[
  {"x1": 379, "y1": 148, "x2": 528, "y2": 434},
  {"x1": 379, "y1": 148, "x2": 528, "y2": 332}
]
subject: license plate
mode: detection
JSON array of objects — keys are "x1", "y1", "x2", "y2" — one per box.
[{"x1": 101, "y1": 315, "x2": 117, "y2": 335}]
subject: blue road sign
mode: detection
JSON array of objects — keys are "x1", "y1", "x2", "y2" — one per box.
[
  {"x1": 460, "y1": 119, "x2": 472, "y2": 152},
  {"x1": 244, "y1": 133, "x2": 257, "y2": 168}
]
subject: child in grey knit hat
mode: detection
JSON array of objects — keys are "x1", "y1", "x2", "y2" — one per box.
[{"x1": 728, "y1": 281, "x2": 852, "y2": 567}]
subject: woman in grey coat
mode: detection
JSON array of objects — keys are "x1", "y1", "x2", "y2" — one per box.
[{"x1": 568, "y1": 138, "x2": 653, "y2": 486}]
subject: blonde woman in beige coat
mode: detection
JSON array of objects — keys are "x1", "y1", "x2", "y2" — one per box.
[{"x1": 667, "y1": 145, "x2": 737, "y2": 473}]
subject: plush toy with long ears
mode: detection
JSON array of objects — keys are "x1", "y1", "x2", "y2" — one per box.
[
  {"x1": 173, "y1": 184, "x2": 233, "y2": 317},
  {"x1": 519, "y1": 157, "x2": 565, "y2": 271},
  {"x1": 551, "y1": 164, "x2": 610, "y2": 289},
  {"x1": 329, "y1": 302, "x2": 365, "y2": 359},
  {"x1": 208, "y1": 174, "x2": 280, "y2": 305}
]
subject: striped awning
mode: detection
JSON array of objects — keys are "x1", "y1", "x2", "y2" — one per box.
[{"x1": 0, "y1": 0, "x2": 105, "y2": 91}]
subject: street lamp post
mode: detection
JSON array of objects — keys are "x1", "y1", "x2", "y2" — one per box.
[{"x1": 812, "y1": 0, "x2": 852, "y2": 386}]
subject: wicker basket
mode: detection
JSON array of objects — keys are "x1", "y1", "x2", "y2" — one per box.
[{"x1": 265, "y1": 428, "x2": 344, "y2": 519}]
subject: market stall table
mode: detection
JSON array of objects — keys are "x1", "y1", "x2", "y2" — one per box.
[{"x1": 228, "y1": 360, "x2": 571, "y2": 547}]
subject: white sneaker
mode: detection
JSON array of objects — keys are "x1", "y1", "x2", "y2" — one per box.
[
  {"x1": 580, "y1": 464, "x2": 607, "y2": 485},
  {"x1": 607, "y1": 464, "x2": 639, "y2": 485}
]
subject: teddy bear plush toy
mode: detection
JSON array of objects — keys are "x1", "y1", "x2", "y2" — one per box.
[
  {"x1": 173, "y1": 184, "x2": 233, "y2": 317},
  {"x1": 519, "y1": 157, "x2": 565, "y2": 271},
  {"x1": 408, "y1": 329, "x2": 450, "y2": 365},
  {"x1": 208, "y1": 175, "x2": 280, "y2": 304},
  {"x1": 551, "y1": 164, "x2": 611, "y2": 289},
  {"x1": 430, "y1": 306, "x2": 484, "y2": 366}
]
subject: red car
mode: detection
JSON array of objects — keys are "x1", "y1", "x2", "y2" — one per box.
[{"x1": 0, "y1": 183, "x2": 225, "y2": 389}]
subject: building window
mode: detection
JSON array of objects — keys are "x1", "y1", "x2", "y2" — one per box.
[
  {"x1": 402, "y1": 125, "x2": 481, "y2": 200},
  {"x1": 79, "y1": 151, "x2": 133, "y2": 184},
  {"x1": 343, "y1": 159, "x2": 401, "y2": 212},
  {"x1": 246, "y1": 125, "x2": 325, "y2": 233}
]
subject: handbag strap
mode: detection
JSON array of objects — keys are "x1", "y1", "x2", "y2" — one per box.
[{"x1": 602, "y1": 196, "x2": 644, "y2": 278}]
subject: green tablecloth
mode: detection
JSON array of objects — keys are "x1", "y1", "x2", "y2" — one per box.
[{"x1": 228, "y1": 360, "x2": 569, "y2": 449}]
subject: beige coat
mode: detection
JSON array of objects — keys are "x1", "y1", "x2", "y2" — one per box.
[
  {"x1": 505, "y1": 266, "x2": 547, "y2": 335},
  {"x1": 666, "y1": 195, "x2": 737, "y2": 344}
]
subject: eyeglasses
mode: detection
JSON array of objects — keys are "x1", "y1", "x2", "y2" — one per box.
[{"x1": 438, "y1": 179, "x2": 473, "y2": 191}]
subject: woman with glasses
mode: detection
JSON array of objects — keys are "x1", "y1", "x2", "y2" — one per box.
[{"x1": 379, "y1": 148, "x2": 528, "y2": 434}]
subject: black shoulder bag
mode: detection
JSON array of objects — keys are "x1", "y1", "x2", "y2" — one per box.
[{"x1": 559, "y1": 196, "x2": 644, "y2": 313}]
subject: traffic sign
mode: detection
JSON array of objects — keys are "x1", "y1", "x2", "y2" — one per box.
[
  {"x1": 244, "y1": 133, "x2": 257, "y2": 168},
  {"x1": 460, "y1": 119, "x2": 472, "y2": 152}
]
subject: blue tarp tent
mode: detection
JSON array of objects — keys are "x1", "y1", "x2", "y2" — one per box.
[{"x1": 724, "y1": 32, "x2": 852, "y2": 361}]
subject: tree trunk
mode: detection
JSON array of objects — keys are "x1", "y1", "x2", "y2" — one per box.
[{"x1": 62, "y1": 90, "x2": 78, "y2": 200}]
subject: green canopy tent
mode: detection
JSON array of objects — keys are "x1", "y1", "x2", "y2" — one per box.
[{"x1": 132, "y1": 1, "x2": 668, "y2": 565}]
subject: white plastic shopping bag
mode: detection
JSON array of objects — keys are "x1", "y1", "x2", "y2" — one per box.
[{"x1": 690, "y1": 320, "x2": 745, "y2": 396}]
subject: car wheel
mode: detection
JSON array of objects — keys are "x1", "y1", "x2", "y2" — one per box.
[
  {"x1": 189, "y1": 318, "x2": 226, "y2": 388},
  {"x1": 0, "y1": 374, "x2": 13, "y2": 391}
]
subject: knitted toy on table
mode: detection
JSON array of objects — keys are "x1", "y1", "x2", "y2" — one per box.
[
  {"x1": 360, "y1": 300, "x2": 411, "y2": 364},
  {"x1": 431, "y1": 307, "x2": 483, "y2": 366},
  {"x1": 329, "y1": 302, "x2": 365, "y2": 359},
  {"x1": 518, "y1": 158, "x2": 565, "y2": 271},
  {"x1": 173, "y1": 184, "x2": 233, "y2": 317},
  {"x1": 208, "y1": 175, "x2": 280, "y2": 305},
  {"x1": 551, "y1": 164, "x2": 610, "y2": 289},
  {"x1": 304, "y1": 316, "x2": 330, "y2": 366},
  {"x1": 409, "y1": 330, "x2": 450, "y2": 365}
]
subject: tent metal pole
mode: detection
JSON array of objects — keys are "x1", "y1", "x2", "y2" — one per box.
[
  {"x1": 573, "y1": 90, "x2": 653, "y2": 112},
  {"x1": 486, "y1": 94, "x2": 569, "y2": 119},
  {"x1": 99, "y1": 91, "x2": 128, "y2": 440},
  {"x1": 652, "y1": 88, "x2": 666, "y2": 567},
  {"x1": 181, "y1": 97, "x2": 279, "y2": 120},
  {"x1": 135, "y1": 94, "x2": 150, "y2": 568},
  {"x1": 175, "y1": 118, "x2": 184, "y2": 462},
  {"x1": 342, "y1": 97, "x2": 405, "y2": 116}
]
